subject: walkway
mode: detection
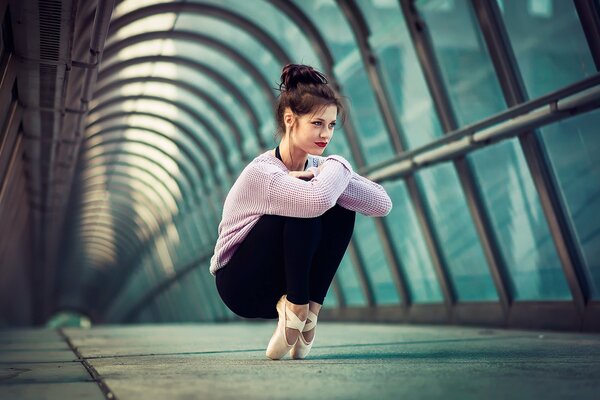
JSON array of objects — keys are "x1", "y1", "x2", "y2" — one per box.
[{"x1": 1, "y1": 322, "x2": 599, "y2": 399}]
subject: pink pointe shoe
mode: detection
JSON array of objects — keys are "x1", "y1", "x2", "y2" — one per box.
[
  {"x1": 290, "y1": 310, "x2": 317, "y2": 359},
  {"x1": 266, "y1": 295, "x2": 306, "y2": 360}
]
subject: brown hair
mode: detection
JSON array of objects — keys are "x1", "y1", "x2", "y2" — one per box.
[{"x1": 274, "y1": 64, "x2": 345, "y2": 140}]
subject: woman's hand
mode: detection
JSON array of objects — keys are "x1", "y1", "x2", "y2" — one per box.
[{"x1": 288, "y1": 170, "x2": 315, "y2": 181}]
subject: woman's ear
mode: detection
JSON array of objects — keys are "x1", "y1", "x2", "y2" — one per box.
[{"x1": 284, "y1": 109, "x2": 295, "y2": 130}]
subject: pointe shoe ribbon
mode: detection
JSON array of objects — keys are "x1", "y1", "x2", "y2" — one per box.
[
  {"x1": 266, "y1": 295, "x2": 306, "y2": 360},
  {"x1": 291, "y1": 310, "x2": 318, "y2": 359}
]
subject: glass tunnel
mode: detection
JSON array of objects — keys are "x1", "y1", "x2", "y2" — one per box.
[{"x1": 1, "y1": 0, "x2": 600, "y2": 334}]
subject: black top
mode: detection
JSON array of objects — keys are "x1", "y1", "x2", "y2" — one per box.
[{"x1": 275, "y1": 145, "x2": 308, "y2": 170}]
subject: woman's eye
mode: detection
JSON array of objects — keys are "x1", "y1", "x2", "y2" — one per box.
[
  {"x1": 312, "y1": 121, "x2": 322, "y2": 126},
  {"x1": 329, "y1": 123, "x2": 336, "y2": 128}
]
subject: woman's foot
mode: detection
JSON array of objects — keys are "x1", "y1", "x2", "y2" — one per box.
[
  {"x1": 301, "y1": 301, "x2": 321, "y2": 342},
  {"x1": 266, "y1": 295, "x2": 307, "y2": 360},
  {"x1": 285, "y1": 299, "x2": 308, "y2": 345},
  {"x1": 290, "y1": 301, "x2": 321, "y2": 359}
]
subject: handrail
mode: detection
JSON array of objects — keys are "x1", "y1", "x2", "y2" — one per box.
[{"x1": 364, "y1": 74, "x2": 600, "y2": 182}]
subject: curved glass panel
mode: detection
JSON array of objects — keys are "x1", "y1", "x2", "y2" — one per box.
[
  {"x1": 188, "y1": 0, "x2": 322, "y2": 67},
  {"x1": 86, "y1": 113, "x2": 214, "y2": 189},
  {"x1": 174, "y1": 13, "x2": 281, "y2": 84},
  {"x1": 415, "y1": 0, "x2": 506, "y2": 126},
  {"x1": 323, "y1": 285, "x2": 338, "y2": 307},
  {"x1": 353, "y1": 214, "x2": 400, "y2": 305},
  {"x1": 336, "y1": 252, "x2": 367, "y2": 306},
  {"x1": 469, "y1": 139, "x2": 570, "y2": 300},
  {"x1": 416, "y1": 163, "x2": 498, "y2": 301},
  {"x1": 96, "y1": 61, "x2": 266, "y2": 157},
  {"x1": 383, "y1": 180, "x2": 443, "y2": 303},
  {"x1": 356, "y1": 0, "x2": 444, "y2": 149},
  {"x1": 497, "y1": 0, "x2": 596, "y2": 98},
  {"x1": 292, "y1": 0, "x2": 394, "y2": 165},
  {"x1": 538, "y1": 109, "x2": 600, "y2": 299},
  {"x1": 84, "y1": 154, "x2": 184, "y2": 211},
  {"x1": 81, "y1": 166, "x2": 179, "y2": 219}
]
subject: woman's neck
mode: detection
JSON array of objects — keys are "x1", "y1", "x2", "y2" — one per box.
[{"x1": 278, "y1": 138, "x2": 307, "y2": 171}]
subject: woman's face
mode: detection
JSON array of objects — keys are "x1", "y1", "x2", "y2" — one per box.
[{"x1": 287, "y1": 104, "x2": 337, "y2": 155}]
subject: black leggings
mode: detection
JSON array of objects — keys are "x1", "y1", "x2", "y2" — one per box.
[{"x1": 215, "y1": 204, "x2": 356, "y2": 319}]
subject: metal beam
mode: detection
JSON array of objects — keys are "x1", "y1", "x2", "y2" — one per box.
[{"x1": 473, "y1": 0, "x2": 589, "y2": 325}]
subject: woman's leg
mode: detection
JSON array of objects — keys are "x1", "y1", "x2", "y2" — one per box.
[
  {"x1": 215, "y1": 213, "x2": 322, "y2": 319},
  {"x1": 303, "y1": 204, "x2": 356, "y2": 340},
  {"x1": 309, "y1": 204, "x2": 356, "y2": 305}
]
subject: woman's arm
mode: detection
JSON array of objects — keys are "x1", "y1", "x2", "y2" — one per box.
[
  {"x1": 266, "y1": 155, "x2": 354, "y2": 218},
  {"x1": 310, "y1": 155, "x2": 392, "y2": 217},
  {"x1": 336, "y1": 172, "x2": 392, "y2": 217}
]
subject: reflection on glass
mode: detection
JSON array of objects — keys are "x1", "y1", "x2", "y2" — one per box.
[
  {"x1": 538, "y1": 110, "x2": 600, "y2": 298},
  {"x1": 382, "y1": 181, "x2": 443, "y2": 303},
  {"x1": 417, "y1": 163, "x2": 498, "y2": 301},
  {"x1": 469, "y1": 139, "x2": 571, "y2": 300},
  {"x1": 353, "y1": 214, "x2": 400, "y2": 304},
  {"x1": 415, "y1": 0, "x2": 506, "y2": 126},
  {"x1": 356, "y1": 0, "x2": 444, "y2": 150},
  {"x1": 496, "y1": 0, "x2": 595, "y2": 98},
  {"x1": 336, "y1": 252, "x2": 367, "y2": 306}
]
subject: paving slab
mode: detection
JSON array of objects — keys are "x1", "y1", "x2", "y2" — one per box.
[
  {"x1": 0, "y1": 327, "x2": 104, "y2": 400},
  {"x1": 0, "y1": 362, "x2": 92, "y2": 384},
  {"x1": 62, "y1": 322, "x2": 600, "y2": 400},
  {"x1": 0, "y1": 382, "x2": 105, "y2": 399}
]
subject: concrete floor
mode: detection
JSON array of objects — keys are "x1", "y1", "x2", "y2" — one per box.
[{"x1": 1, "y1": 321, "x2": 599, "y2": 399}]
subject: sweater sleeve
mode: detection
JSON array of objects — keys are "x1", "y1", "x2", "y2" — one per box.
[
  {"x1": 267, "y1": 155, "x2": 353, "y2": 218},
  {"x1": 336, "y1": 172, "x2": 393, "y2": 217},
  {"x1": 309, "y1": 154, "x2": 393, "y2": 217}
]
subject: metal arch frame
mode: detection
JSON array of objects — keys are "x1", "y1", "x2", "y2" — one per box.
[
  {"x1": 78, "y1": 186, "x2": 162, "y2": 239},
  {"x1": 331, "y1": 0, "x2": 414, "y2": 312},
  {"x1": 86, "y1": 95, "x2": 237, "y2": 175},
  {"x1": 76, "y1": 194, "x2": 156, "y2": 243},
  {"x1": 81, "y1": 150, "x2": 190, "y2": 217},
  {"x1": 80, "y1": 183, "x2": 164, "y2": 235},
  {"x1": 86, "y1": 109, "x2": 226, "y2": 185},
  {"x1": 83, "y1": 124, "x2": 211, "y2": 196},
  {"x1": 107, "y1": 2, "x2": 290, "y2": 64},
  {"x1": 79, "y1": 166, "x2": 178, "y2": 225},
  {"x1": 102, "y1": 29, "x2": 277, "y2": 107},
  {"x1": 399, "y1": 0, "x2": 509, "y2": 325},
  {"x1": 88, "y1": 95, "x2": 234, "y2": 178},
  {"x1": 266, "y1": 0, "x2": 366, "y2": 167},
  {"x1": 91, "y1": 82, "x2": 247, "y2": 162},
  {"x1": 82, "y1": 135, "x2": 201, "y2": 208},
  {"x1": 77, "y1": 207, "x2": 142, "y2": 248},
  {"x1": 78, "y1": 222, "x2": 138, "y2": 256},
  {"x1": 93, "y1": 75, "x2": 262, "y2": 152},
  {"x1": 573, "y1": 0, "x2": 600, "y2": 70},
  {"x1": 472, "y1": 0, "x2": 590, "y2": 328},
  {"x1": 336, "y1": 0, "x2": 405, "y2": 154},
  {"x1": 76, "y1": 189, "x2": 165, "y2": 268},
  {"x1": 95, "y1": 54, "x2": 269, "y2": 151},
  {"x1": 80, "y1": 241, "x2": 119, "y2": 263},
  {"x1": 78, "y1": 233, "x2": 126, "y2": 260},
  {"x1": 78, "y1": 197, "x2": 156, "y2": 246},
  {"x1": 80, "y1": 154, "x2": 188, "y2": 216}
]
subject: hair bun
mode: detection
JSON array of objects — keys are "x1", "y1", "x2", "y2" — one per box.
[{"x1": 279, "y1": 64, "x2": 328, "y2": 91}]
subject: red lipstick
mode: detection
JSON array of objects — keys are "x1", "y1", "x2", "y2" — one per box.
[{"x1": 315, "y1": 142, "x2": 327, "y2": 148}]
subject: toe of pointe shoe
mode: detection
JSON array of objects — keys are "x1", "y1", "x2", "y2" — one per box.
[
  {"x1": 291, "y1": 310, "x2": 317, "y2": 360},
  {"x1": 290, "y1": 333, "x2": 314, "y2": 360},
  {"x1": 266, "y1": 295, "x2": 306, "y2": 360}
]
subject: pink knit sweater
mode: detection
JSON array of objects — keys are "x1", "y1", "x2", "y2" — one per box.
[{"x1": 209, "y1": 150, "x2": 393, "y2": 276}]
